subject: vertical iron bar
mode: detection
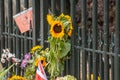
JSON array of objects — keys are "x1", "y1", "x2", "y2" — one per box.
[
  {"x1": 29, "y1": 31, "x2": 32, "y2": 50},
  {"x1": 104, "y1": 0, "x2": 109, "y2": 80},
  {"x1": 81, "y1": 0, "x2": 87, "y2": 80},
  {"x1": 24, "y1": 0, "x2": 32, "y2": 51},
  {"x1": 114, "y1": 0, "x2": 120, "y2": 80},
  {"x1": 8, "y1": 0, "x2": 13, "y2": 77},
  {"x1": 110, "y1": 32, "x2": 115, "y2": 80},
  {"x1": 23, "y1": 0, "x2": 29, "y2": 53},
  {"x1": 20, "y1": 0, "x2": 29, "y2": 75},
  {"x1": 21, "y1": 38, "x2": 24, "y2": 76},
  {"x1": 60, "y1": 0, "x2": 65, "y2": 13},
  {"x1": 8, "y1": 0, "x2": 13, "y2": 48},
  {"x1": 92, "y1": 0, "x2": 98, "y2": 80},
  {"x1": 60, "y1": 0, "x2": 67, "y2": 76},
  {"x1": 24, "y1": 0, "x2": 29, "y2": 9},
  {"x1": 70, "y1": 0, "x2": 80, "y2": 79},
  {"x1": 15, "y1": 0, "x2": 20, "y2": 75},
  {"x1": 87, "y1": 29, "x2": 92, "y2": 80},
  {"x1": 78, "y1": 27, "x2": 82, "y2": 80},
  {"x1": 0, "y1": 0, "x2": 5, "y2": 51},
  {"x1": 99, "y1": 31, "x2": 104, "y2": 80},
  {"x1": 70, "y1": 0, "x2": 75, "y2": 76},
  {"x1": 32, "y1": 0, "x2": 40, "y2": 45},
  {"x1": 40, "y1": 0, "x2": 48, "y2": 47},
  {"x1": 51, "y1": 0, "x2": 56, "y2": 14}
]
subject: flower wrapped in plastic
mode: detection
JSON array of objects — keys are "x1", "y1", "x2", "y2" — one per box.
[{"x1": 47, "y1": 13, "x2": 73, "y2": 79}]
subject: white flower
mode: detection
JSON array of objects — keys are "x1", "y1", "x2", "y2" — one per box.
[
  {"x1": 1, "y1": 53, "x2": 7, "y2": 58},
  {"x1": 1, "y1": 58, "x2": 5, "y2": 63}
]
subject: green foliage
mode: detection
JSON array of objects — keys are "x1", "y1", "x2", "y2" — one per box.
[
  {"x1": 0, "y1": 63, "x2": 15, "y2": 80},
  {"x1": 60, "y1": 42, "x2": 71, "y2": 58},
  {"x1": 24, "y1": 65, "x2": 36, "y2": 80}
]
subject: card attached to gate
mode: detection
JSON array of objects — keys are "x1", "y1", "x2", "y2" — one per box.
[{"x1": 13, "y1": 8, "x2": 32, "y2": 33}]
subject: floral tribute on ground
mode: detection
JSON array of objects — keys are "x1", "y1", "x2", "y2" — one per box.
[{"x1": 0, "y1": 13, "x2": 76, "y2": 80}]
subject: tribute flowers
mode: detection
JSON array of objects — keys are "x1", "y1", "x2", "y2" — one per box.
[
  {"x1": 0, "y1": 13, "x2": 74, "y2": 80},
  {"x1": 46, "y1": 13, "x2": 73, "y2": 79},
  {"x1": 21, "y1": 45, "x2": 48, "y2": 80}
]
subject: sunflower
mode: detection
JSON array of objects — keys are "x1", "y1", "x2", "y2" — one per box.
[
  {"x1": 7, "y1": 75, "x2": 26, "y2": 80},
  {"x1": 47, "y1": 14, "x2": 54, "y2": 25},
  {"x1": 30, "y1": 45, "x2": 43, "y2": 54},
  {"x1": 68, "y1": 25, "x2": 73, "y2": 36},
  {"x1": 35, "y1": 57, "x2": 47, "y2": 67},
  {"x1": 50, "y1": 20, "x2": 64, "y2": 38}
]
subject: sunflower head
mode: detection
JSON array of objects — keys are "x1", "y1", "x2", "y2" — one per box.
[
  {"x1": 30, "y1": 45, "x2": 43, "y2": 54},
  {"x1": 50, "y1": 20, "x2": 64, "y2": 39},
  {"x1": 35, "y1": 57, "x2": 47, "y2": 67}
]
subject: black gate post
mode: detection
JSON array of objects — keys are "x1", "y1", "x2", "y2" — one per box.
[
  {"x1": 32, "y1": 0, "x2": 40, "y2": 46},
  {"x1": 81, "y1": 0, "x2": 87, "y2": 80},
  {"x1": 114, "y1": 0, "x2": 120, "y2": 80},
  {"x1": 0, "y1": 0, "x2": 5, "y2": 52},
  {"x1": 40, "y1": 0, "x2": 49, "y2": 48},
  {"x1": 70, "y1": 0, "x2": 79, "y2": 79}
]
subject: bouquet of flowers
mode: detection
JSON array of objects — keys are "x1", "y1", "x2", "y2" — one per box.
[
  {"x1": 22, "y1": 13, "x2": 74, "y2": 80},
  {"x1": 20, "y1": 45, "x2": 49, "y2": 80},
  {"x1": 0, "y1": 13, "x2": 74, "y2": 80},
  {"x1": 46, "y1": 13, "x2": 73, "y2": 79}
]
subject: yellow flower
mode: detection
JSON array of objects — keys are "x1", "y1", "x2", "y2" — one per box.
[
  {"x1": 59, "y1": 13, "x2": 71, "y2": 23},
  {"x1": 47, "y1": 14, "x2": 54, "y2": 25},
  {"x1": 50, "y1": 20, "x2": 64, "y2": 38},
  {"x1": 68, "y1": 25, "x2": 73, "y2": 36},
  {"x1": 30, "y1": 45, "x2": 42, "y2": 54},
  {"x1": 59, "y1": 13, "x2": 64, "y2": 17},
  {"x1": 65, "y1": 15, "x2": 72, "y2": 23},
  {"x1": 35, "y1": 57, "x2": 47, "y2": 67},
  {"x1": 88, "y1": 74, "x2": 100, "y2": 80},
  {"x1": 7, "y1": 75, "x2": 26, "y2": 80}
]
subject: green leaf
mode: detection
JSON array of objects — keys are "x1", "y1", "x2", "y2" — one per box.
[
  {"x1": 60, "y1": 42, "x2": 71, "y2": 58},
  {"x1": 0, "y1": 63, "x2": 15, "y2": 80}
]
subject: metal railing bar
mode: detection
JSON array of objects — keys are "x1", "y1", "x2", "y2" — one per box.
[
  {"x1": 74, "y1": 45, "x2": 120, "y2": 57},
  {"x1": 2, "y1": 32, "x2": 33, "y2": 40}
]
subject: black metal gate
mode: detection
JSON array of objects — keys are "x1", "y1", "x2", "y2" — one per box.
[{"x1": 0, "y1": 0, "x2": 120, "y2": 80}]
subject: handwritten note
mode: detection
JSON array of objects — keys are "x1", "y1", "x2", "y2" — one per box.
[{"x1": 13, "y1": 8, "x2": 32, "y2": 33}]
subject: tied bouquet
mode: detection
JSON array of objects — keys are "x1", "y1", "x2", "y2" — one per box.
[
  {"x1": 46, "y1": 13, "x2": 73, "y2": 79},
  {"x1": 20, "y1": 46, "x2": 49, "y2": 80}
]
